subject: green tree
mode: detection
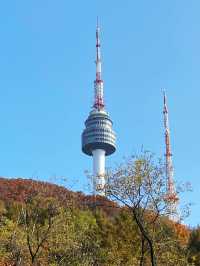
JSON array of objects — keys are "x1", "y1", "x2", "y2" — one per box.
[
  {"x1": 48, "y1": 207, "x2": 101, "y2": 265},
  {"x1": 188, "y1": 226, "x2": 200, "y2": 265},
  {"x1": 106, "y1": 152, "x2": 189, "y2": 266},
  {"x1": 19, "y1": 195, "x2": 59, "y2": 265}
]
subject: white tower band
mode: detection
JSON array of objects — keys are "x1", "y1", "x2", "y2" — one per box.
[{"x1": 82, "y1": 22, "x2": 116, "y2": 195}]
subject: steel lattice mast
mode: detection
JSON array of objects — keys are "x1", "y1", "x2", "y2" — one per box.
[
  {"x1": 163, "y1": 91, "x2": 179, "y2": 220},
  {"x1": 94, "y1": 19, "x2": 104, "y2": 110}
]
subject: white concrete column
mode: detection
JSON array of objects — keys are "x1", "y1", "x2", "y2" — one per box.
[{"x1": 92, "y1": 149, "x2": 105, "y2": 194}]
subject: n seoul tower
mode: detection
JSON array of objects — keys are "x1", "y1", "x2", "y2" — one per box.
[{"x1": 82, "y1": 21, "x2": 116, "y2": 195}]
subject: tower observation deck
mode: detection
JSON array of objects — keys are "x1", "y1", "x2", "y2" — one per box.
[{"x1": 81, "y1": 22, "x2": 116, "y2": 195}]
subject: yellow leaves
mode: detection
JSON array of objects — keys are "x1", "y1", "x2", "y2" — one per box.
[
  {"x1": 174, "y1": 223, "x2": 190, "y2": 246},
  {"x1": 0, "y1": 201, "x2": 6, "y2": 217}
]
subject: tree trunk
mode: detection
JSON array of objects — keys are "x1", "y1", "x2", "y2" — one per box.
[
  {"x1": 146, "y1": 236, "x2": 156, "y2": 266},
  {"x1": 140, "y1": 236, "x2": 145, "y2": 266},
  {"x1": 133, "y1": 210, "x2": 157, "y2": 266}
]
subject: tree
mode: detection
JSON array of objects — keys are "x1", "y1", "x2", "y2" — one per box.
[
  {"x1": 188, "y1": 226, "x2": 200, "y2": 266},
  {"x1": 106, "y1": 152, "x2": 189, "y2": 266},
  {"x1": 95, "y1": 209, "x2": 141, "y2": 265},
  {"x1": 19, "y1": 195, "x2": 59, "y2": 265},
  {"x1": 47, "y1": 207, "x2": 101, "y2": 266}
]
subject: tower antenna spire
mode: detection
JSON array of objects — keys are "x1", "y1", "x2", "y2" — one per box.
[
  {"x1": 94, "y1": 18, "x2": 104, "y2": 110},
  {"x1": 163, "y1": 90, "x2": 179, "y2": 220}
]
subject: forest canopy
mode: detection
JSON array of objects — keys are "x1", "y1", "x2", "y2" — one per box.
[{"x1": 0, "y1": 154, "x2": 197, "y2": 266}]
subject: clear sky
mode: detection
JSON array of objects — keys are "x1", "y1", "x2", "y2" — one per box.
[{"x1": 0, "y1": 0, "x2": 199, "y2": 226}]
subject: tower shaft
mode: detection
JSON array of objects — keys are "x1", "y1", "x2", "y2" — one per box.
[{"x1": 92, "y1": 149, "x2": 106, "y2": 192}]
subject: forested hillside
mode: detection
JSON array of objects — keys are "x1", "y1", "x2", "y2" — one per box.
[{"x1": 0, "y1": 177, "x2": 198, "y2": 265}]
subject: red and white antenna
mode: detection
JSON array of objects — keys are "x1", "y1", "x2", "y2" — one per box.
[
  {"x1": 93, "y1": 18, "x2": 105, "y2": 110},
  {"x1": 163, "y1": 91, "x2": 179, "y2": 220}
]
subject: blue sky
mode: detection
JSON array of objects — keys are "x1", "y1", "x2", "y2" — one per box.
[{"x1": 0, "y1": 0, "x2": 199, "y2": 226}]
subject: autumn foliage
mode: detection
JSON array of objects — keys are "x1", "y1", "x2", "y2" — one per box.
[{"x1": 0, "y1": 177, "x2": 197, "y2": 265}]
